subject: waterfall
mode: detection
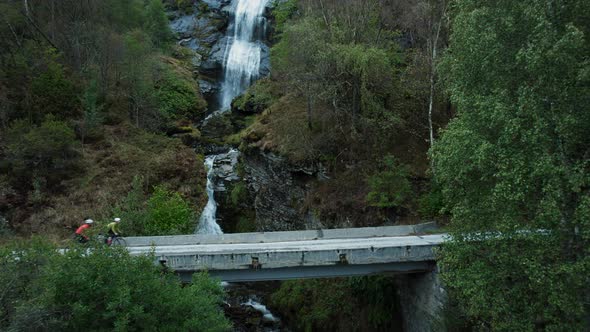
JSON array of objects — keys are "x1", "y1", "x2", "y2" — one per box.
[
  {"x1": 196, "y1": 156, "x2": 223, "y2": 235},
  {"x1": 219, "y1": 0, "x2": 270, "y2": 110}
]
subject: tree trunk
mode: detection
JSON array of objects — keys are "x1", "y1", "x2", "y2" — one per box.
[
  {"x1": 307, "y1": 94, "x2": 313, "y2": 130},
  {"x1": 427, "y1": 2, "x2": 444, "y2": 151}
]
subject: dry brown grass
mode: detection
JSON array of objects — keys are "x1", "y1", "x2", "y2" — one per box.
[{"x1": 13, "y1": 122, "x2": 206, "y2": 238}]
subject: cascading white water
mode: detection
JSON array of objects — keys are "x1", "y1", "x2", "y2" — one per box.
[
  {"x1": 219, "y1": 0, "x2": 270, "y2": 110},
  {"x1": 242, "y1": 299, "x2": 280, "y2": 322},
  {"x1": 196, "y1": 156, "x2": 223, "y2": 235}
]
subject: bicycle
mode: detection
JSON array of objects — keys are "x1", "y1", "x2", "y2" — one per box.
[{"x1": 107, "y1": 234, "x2": 127, "y2": 247}]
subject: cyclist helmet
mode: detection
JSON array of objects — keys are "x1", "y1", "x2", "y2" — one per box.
[
  {"x1": 114, "y1": 217, "x2": 121, "y2": 222},
  {"x1": 84, "y1": 219, "x2": 94, "y2": 224}
]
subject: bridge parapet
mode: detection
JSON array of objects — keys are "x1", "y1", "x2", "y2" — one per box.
[{"x1": 124, "y1": 222, "x2": 439, "y2": 247}]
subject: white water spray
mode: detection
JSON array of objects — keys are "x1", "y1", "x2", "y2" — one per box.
[
  {"x1": 219, "y1": 0, "x2": 270, "y2": 110},
  {"x1": 242, "y1": 299, "x2": 280, "y2": 322},
  {"x1": 196, "y1": 156, "x2": 223, "y2": 235}
]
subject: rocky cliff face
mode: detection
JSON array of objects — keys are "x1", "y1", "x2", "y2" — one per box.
[
  {"x1": 241, "y1": 149, "x2": 329, "y2": 231},
  {"x1": 203, "y1": 146, "x2": 330, "y2": 232}
]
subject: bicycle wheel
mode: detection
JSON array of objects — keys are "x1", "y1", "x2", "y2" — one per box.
[{"x1": 112, "y1": 237, "x2": 127, "y2": 247}]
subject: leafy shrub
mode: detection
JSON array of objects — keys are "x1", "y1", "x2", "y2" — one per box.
[
  {"x1": 418, "y1": 184, "x2": 445, "y2": 218},
  {"x1": 231, "y1": 78, "x2": 276, "y2": 114},
  {"x1": 79, "y1": 79, "x2": 104, "y2": 143},
  {"x1": 112, "y1": 176, "x2": 148, "y2": 236},
  {"x1": 155, "y1": 64, "x2": 206, "y2": 120},
  {"x1": 271, "y1": 0, "x2": 299, "y2": 34},
  {"x1": 366, "y1": 156, "x2": 412, "y2": 208},
  {"x1": 271, "y1": 276, "x2": 401, "y2": 331},
  {"x1": 235, "y1": 216, "x2": 256, "y2": 233},
  {"x1": 0, "y1": 239, "x2": 230, "y2": 331},
  {"x1": 31, "y1": 53, "x2": 79, "y2": 120},
  {"x1": 6, "y1": 117, "x2": 79, "y2": 188},
  {"x1": 144, "y1": 186, "x2": 195, "y2": 235},
  {"x1": 230, "y1": 182, "x2": 248, "y2": 206}
]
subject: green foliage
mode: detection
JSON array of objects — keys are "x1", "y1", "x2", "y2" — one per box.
[
  {"x1": 271, "y1": 0, "x2": 299, "y2": 34},
  {"x1": 230, "y1": 182, "x2": 248, "y2": 207},
  {"x1": 80, "y1": 79, "x2": 104, "y2": 142},
  {"x1": 145, "y1": 0, "x2": 174, "y2": 49},
  {"x1": 6, "y1": 117, "x2": 79, "y2": 188},
  {"x1": 271, "y1": 276, "x2": 401, "y2": 331},
  {"x1": 144, "y1": 186, "x2": 195, "y2": 235},
  {"x1": 103, "y1": 0, "x2": 144, "y2": 31},
  {"x1": 31, "y1": 53, "x2": 79, "y2": 120},
  {"x1": 0, "y1": 237, "x2": 57, "y2": 327},
  {"x1": 172, "y1": 0, "x2": 194, "y2": 13},
  {"x1": 155, "y1": 64, "x2": 206, "y2": 120},
  {"x1": 112, "y1": 176, "x2": 148, "y2": 236},
  {"x1": 347, "y1": 276, "x2": 400, "y2": 328},
  {"x1": 366, "y1": 156, "x2": 412, "y2": 208},
  {"x1": 197, "y1": 2, "x2": 210, "y2": 14},
  {"x1": 114, "y1": 178, "x2": 200, "y2": 237},
  {"x1": 235, "y1": 216, "x2": 256, "y2": 233},
  {"x1": 272, "y1": 7, "x2": 401, "y2": 119},
  {"x1": 232, "y1": 78, "x2": 276, "y2": 114},
  {"x1": 418, "y1": 184, "x2": 445, "y2": 218},
  {"x1": 434, "y1": 0, "x2": 590, "y2": 330},
  {"x1": 0, "y1": 239, "x2": 230, "y2": 331},
  {"x1": 271, "y1": 279, "x2": 354, "y2": 331}
]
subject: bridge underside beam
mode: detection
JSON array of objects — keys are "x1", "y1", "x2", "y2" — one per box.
[{"x1": 177, "y1": 261, "x2": 436, "y2": 282}]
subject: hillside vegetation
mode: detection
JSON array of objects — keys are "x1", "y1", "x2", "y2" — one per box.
[
  {"x1": 235, "y1": 0, "x2": 589, "y2": 330},
  {"x1": 0, "y1": 0, "x2": 207, "y2": 238}
]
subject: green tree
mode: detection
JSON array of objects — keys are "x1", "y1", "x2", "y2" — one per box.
[
  {"x1": 144, "y1": 186, "x2": 195, "y2": 235},
  {"x1": 145, "y1": 0, "x2": 173, "y2": 49},
  {"x1": 30, "y1": 52, "x2": 79, "y2": 120},
  {"x1": 112, "y1": 176, "x2": 148, "y2": 236},
  {"x1": 79, "y1": 79, "x2": 104, "y2": 145},
  {"x1": 6, "y1": 117, "x2": 79, "y2": 188},
  {"x1": 122, "y1": 30, "x2": 159, "y2": 130},
  {"x1": 366, "y1": 156, "x2": 412, "y2": 209},
  {"x1": 0, "y1": 239, "x2": 230, "y2": 331},
  {"x1": 433, "y1": 0, "x2": 590, "y2": 330}
]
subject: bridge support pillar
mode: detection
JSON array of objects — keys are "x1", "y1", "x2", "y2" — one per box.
[{"x1": 395, "y1": 267, "x2": 447, "y2": 332}]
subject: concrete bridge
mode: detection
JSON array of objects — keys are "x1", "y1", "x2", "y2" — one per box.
[{"x1": 124, "y1": 222, "x2": 445, "y2": 282}]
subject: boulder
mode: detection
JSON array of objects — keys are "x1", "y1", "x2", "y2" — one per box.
[{"x1": 169, "y1": 14, "x2": 197, "y2": 39}]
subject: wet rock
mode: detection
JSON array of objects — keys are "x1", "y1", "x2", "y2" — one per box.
[
  {"x1": 243, "y1": 150, "x2": 329, "y2": 231},
  {"x1": 201, "y1": 36, "x2": 230, "y2": 73},
  {"x1": 170, "y1": 14, "x2": 197, "y2": 39},
  {"x1": 202, "y1": 0, "x2": 231, "y2": 11},
  {"x1": 189, "y1": 53, "x2": 202, "y2": 68},
  {"x1": 258, "y1": 42, "x2": 271, "y2": 77},
  {"x1": 198, "y1": 79, "x2": 219, "y2": 95},
  {"x1": 202, "y1": 31, "x2": 224, "y2": 46},
  {"x1": 211, "y1": 149, "x2": 241, "y2": 185},
  {"x1": 202, "y1": 143, "x2": 233, "y2": 155}
]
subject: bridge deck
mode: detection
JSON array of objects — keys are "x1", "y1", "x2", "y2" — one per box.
[{"x1": 124, "y1": 224, "x2": 445, "y2": 281}]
